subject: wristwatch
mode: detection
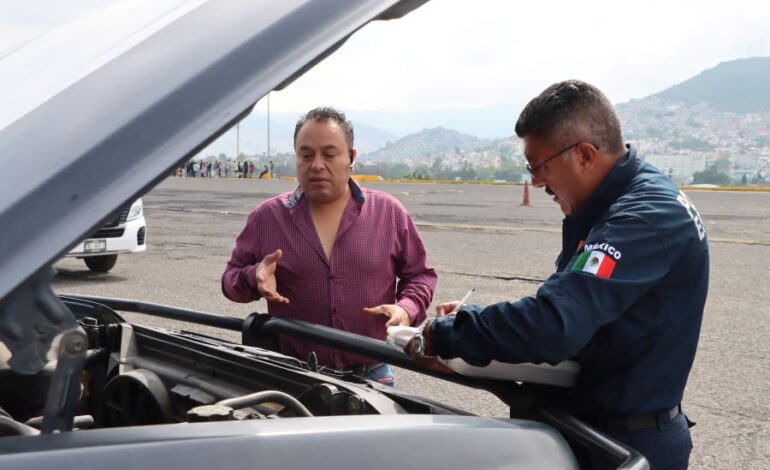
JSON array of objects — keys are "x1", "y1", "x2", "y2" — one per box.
[{"x1": 412, "y1": 331, "x2": 426, "y2": 356}]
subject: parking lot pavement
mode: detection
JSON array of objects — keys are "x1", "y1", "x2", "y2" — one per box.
[{"x1": 54, "y1": 177, "x2": 770, "y2": 468}]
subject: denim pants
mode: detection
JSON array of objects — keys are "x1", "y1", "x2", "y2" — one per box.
[{"x1": 361, "y1": 363, "x2": 395, "y2": 387}]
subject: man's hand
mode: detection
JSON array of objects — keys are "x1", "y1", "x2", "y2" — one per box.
[
  {"x1": 402, "y1": 320, "x2": 454, "y2": 375},
  {"x1": 255, "y1": 249, "x2": 289, "y2": 304},
  {"x1": 434, "y1": 301, "x2": 462, "y2": 317},
  {"x1": 362, "y1": 304, "x2": 410, "y2": 327}
]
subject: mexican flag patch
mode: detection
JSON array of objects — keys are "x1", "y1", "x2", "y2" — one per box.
[{"x1": 571, "y1": 250, "x2": 616, "y2": 278}]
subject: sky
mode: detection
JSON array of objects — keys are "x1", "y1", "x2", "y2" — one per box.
[
  {"x1": 3, "y1": 0, "x2": 770, "y2": 146},
  {"x1": 270, "y1": 0, "x2": 770, "y2": 111}
]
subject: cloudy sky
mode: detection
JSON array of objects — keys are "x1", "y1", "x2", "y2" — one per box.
[
  {"x1": 3, "y1": 0, "x2": 770, "y2": 144},
  {"x1": 273, "y1": 0, "x2": 770, "y2": 112}
]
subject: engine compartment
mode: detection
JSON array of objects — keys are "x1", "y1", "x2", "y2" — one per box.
[
  {"x1": 0, "y1": 297, "x2": 447, "y2": 437},
  {"x1": 0, "y1": 296, "x2": 647, "y2": 469}
]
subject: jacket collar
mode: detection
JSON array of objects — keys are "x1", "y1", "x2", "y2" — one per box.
[
  {"x1": 556, "y1": 145, "x2": 639, "y2": 271},
  {"x1": 570, "y1": 145, "x2": 639, "y2": 229}
]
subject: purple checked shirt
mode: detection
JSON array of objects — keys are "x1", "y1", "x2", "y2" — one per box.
[{"x1": 222, "y1": 179, "x2": 437, "y2": 369}]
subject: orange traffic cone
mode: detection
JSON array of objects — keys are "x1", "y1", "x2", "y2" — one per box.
[{"x1": 521, "y1": 180, "x2": 531, "y2": 206}]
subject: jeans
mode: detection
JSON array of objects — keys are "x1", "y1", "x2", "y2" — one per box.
[{"x1": 361, "y1": 363, "x2": 395, "y2": 387}]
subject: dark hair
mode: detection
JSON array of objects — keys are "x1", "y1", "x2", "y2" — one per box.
[
  {"x1": 515, "y1": 80, "x2": 623, "y2": 155},
  {"x1": 294, "y1": 107, "x2": 355, "y2": 160}
]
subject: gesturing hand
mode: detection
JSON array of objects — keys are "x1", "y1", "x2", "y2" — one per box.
[
  {"x1": 255, "y1": 249, "x2": 289, "y2": 304},
  {"x1": 362, "y1": 304, "x2": 410, "y2": 327}
]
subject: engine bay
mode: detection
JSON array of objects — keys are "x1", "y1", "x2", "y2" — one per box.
[{"x1": 0, "y1": 296, "x2": 455, "y2": 438}]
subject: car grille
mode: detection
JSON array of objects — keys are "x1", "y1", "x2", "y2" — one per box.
[
  {"x1": 92, "y1": 228, "x2": 125, "y2": 239},
  {"x1": 103, "y1": 206, "x2": 131, "y2": 228},
  {"x1": 137, "y1": 227, "x2": 146, "y2": 245}
]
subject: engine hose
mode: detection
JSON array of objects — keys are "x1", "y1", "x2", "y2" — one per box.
[
  {"x1": 25, "y1": 415, "x2": 94, "y2": 430},
  {"x1": 0, "y1": 416, "x2": 39, "y2": 437},
  {"x1": 216, "y1": 391, "x2": 313, "y2": 417}
]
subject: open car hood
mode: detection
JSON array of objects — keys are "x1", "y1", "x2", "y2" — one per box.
[{"x1": 0, "y1": 0, "x2": 428, "y2": 372}]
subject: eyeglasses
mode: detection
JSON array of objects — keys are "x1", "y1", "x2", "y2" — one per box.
[{"x1": 525, "y1": 141, "x2": 598, "y2": 176}]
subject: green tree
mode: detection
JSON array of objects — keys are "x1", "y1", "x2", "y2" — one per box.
[
  {"x1": 456, "y1": 162, "x2": 477, "y2": 181},
  {"x1": 430, "y1": 157, "x2": 444, "y2": 176},
  {"x1": 389, "y1": 162, "x2": 411, "y2": 179},
  {"x1": 493, "y1": 156, "x2": 523, "y2": 182},
  {"x1": 713, "y1": 156, "x2": 731, "y2": 171},
  {"x1": 476, "y1": 165, "x2": 495, "y2": 181},
  {"x1": 412, "y1": 163, "x2": 431, "y2": 180},
  {"x1": 692, "y1": 167, "x2": 730, "y2": 185}
]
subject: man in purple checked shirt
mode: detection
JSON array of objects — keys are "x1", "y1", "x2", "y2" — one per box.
[{"x1": 222, "y1": 107, "x2": 437, "y2": 386}]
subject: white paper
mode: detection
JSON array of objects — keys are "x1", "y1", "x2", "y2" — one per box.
[{"x1": 387, "y1": 325, "x2": 580, "y2": 387}]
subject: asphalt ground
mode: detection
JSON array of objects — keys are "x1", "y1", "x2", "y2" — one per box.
[{"x1": 53, "y1": 177, "x2": 770, "y2": 469}]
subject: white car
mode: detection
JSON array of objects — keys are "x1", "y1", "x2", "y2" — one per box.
[{"x1": 66, "y1": 198, "x2": 146, "y2": 272}]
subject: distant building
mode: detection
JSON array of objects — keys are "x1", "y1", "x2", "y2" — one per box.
[
  {"x1": 644, "y1": 154, "x2": 706, "y2": 179},
  {"x1": 735, "y1": 154, "x2": 759, "y2": 170}
]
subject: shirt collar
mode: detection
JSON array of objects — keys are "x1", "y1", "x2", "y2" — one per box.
[{"x1": 284, "y1": 178, "x2": 366, "y2": 209}]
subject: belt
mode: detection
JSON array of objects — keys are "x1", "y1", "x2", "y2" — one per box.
[
  {"x1": 344, "y1": 363, "x2": 381, "y2": 375},
  {"x1": 592, "y1": 405, "x2": 681, "y2": 432}
]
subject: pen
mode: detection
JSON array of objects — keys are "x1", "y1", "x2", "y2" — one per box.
[
  {"x1": 450, "y1": 287, "x2": 476, "y2": 314},
  {"x1": 414, "y1": 287, "x2": 477, "y2": 332}
]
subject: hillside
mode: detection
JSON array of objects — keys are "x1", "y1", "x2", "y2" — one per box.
[
  {"x1": 194, "y1": 57, "x2": 770, "y2": 161},
  {"x1": 197, "y1": 111, "x2": 399, "y2": 158},
  {"x1": 363, "y1": 127, "x2": 498, "y2": 162},
  {"x1": 652, "y1": 57, "x2": 770, "y2": 112}
]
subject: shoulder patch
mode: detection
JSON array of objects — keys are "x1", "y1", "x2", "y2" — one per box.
[
  {"x1": 572, "y1": 250, "x2": 617, "y2": 278},
  {"x1": 582, "y1": 242, "x2": 622, "y2": 260}
]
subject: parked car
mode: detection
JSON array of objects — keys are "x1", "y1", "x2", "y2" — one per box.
[
  {"x1": 65, "y1": 198, "x2": 146, "y2": 272},
  {"x1": 0, "y1": 1, "x2": 647, "y2": 469}
]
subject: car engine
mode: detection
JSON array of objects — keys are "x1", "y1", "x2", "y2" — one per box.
[{"x1": 0, "y1": 296, "x2": 447, "y2": 438}]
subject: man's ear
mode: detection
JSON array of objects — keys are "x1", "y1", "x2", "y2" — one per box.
[
  {"x1": 350, "y1": 149, "x2": 357, "y2": 165},
  {"x1": 577, "y1": 142, "x2": 598, "y2": 173}
]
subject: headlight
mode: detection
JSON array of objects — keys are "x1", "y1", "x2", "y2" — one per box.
[{"x1": 127, "y1": 198, "x2": 144, "y2": 221}]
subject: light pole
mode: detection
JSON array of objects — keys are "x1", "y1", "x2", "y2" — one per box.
[{"x1": 236, "y1": 122, "x2": 240, "y2": 161}]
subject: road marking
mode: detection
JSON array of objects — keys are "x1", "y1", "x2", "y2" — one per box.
[
  {"x1": 442, "y1": 270, "x2": 546, "y2": 284},
  {"x1": 415, "y1": 221, "x2": 560, "y2": 234},
  {"x1": 146, "y1": 206, "x2": 770, "y2": 246},
  {"x1": 415, "y1": 221, "x2": 770, "y2": 246}
]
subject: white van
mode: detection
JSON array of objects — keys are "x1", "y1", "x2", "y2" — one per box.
[{"x1": 66, "y1": 198, "x2": 147, "y2": 272}]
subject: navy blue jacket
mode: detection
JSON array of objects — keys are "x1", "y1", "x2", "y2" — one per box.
[{"x1": 430, "y1": 148, "x2": 709, "y2": 416}]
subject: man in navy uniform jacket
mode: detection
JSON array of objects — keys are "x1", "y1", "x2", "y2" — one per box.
[{"x1": 411, "y1": 80, "x2": 708, "y2": 469}]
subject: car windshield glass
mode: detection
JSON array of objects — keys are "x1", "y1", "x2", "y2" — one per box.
[{"x1": 0, "y1": 0, "x2": 207, "y2": 131}]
